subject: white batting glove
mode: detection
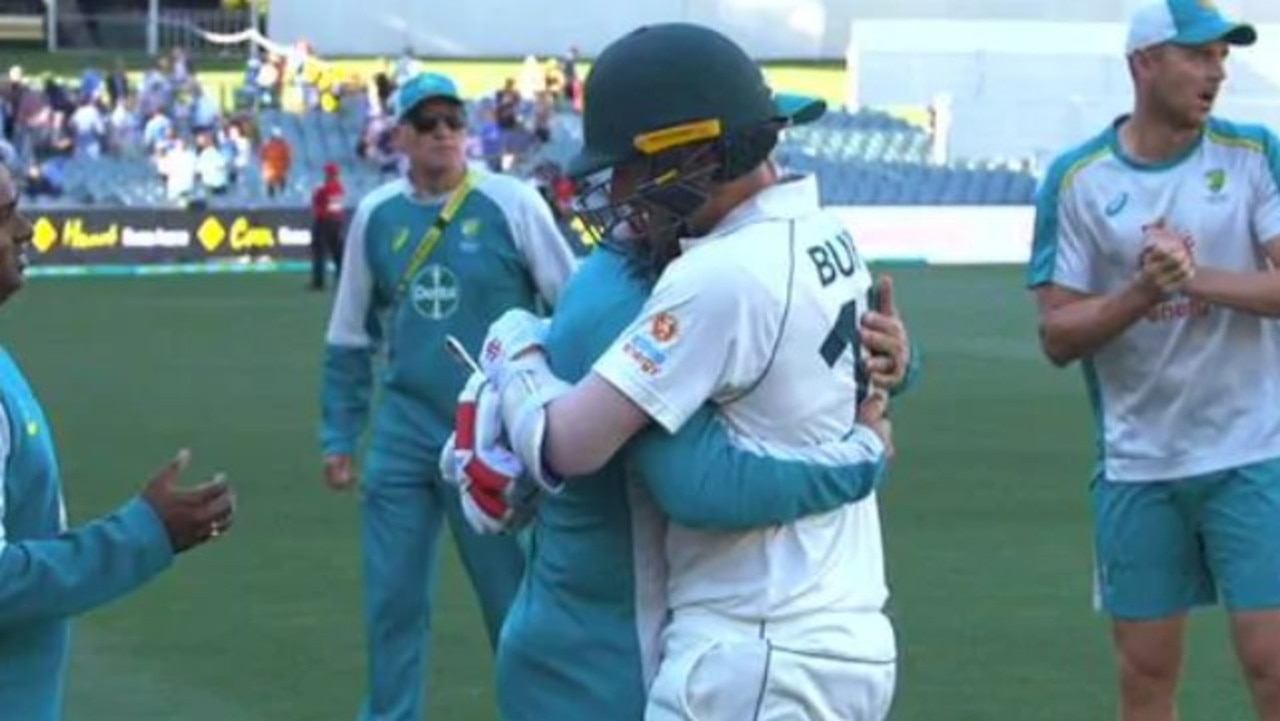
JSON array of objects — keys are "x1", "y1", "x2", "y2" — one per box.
[
  {"x1": 479, "y1": 308, "x2": 550, "y2": 378},
  {"x1": 475, "y1": 309, "x2": 573, "y2": 493},
  {"x1": 492, "y1": 354, "x2": 572, "y2": 494}
]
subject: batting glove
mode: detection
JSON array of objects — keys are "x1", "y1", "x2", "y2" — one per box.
[
  {"x1": 446, "y1": 370, "x2": 542, "y2": 535},
  {"x1": 476, "y1": 309, "x2": 573, "y2": 493},
  {"x1": 479, "y1": 308, "x2": 550, "y2": 378}
]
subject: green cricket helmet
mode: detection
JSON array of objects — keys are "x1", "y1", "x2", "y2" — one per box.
[
  {"x1": 568, "y1": 22, "x2": 825, "y2": 262},
  {"x1": 568, "y1": 23, "x2": 825, "y2": 179}
]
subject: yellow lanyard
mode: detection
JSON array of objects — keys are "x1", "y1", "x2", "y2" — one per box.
[{"x1": 396, "y1": 173, "x2": 474, "y2": 301}]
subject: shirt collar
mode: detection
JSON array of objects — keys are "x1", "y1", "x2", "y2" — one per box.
[
  {"x1": 399, "y1": 175, "x2": 464, "y2": 206},
  {"x1": 678, "y1": 173, "x2": 820, "y2": 252}
]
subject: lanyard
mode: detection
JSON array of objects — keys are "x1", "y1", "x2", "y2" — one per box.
[{"x1": 395, "y1": 173, "x2": 474, "y2": 301}]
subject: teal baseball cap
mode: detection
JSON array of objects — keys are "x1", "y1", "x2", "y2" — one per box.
[
  {"x1": 394, "y1": 72, "x2": 463, "y2": 122},
  {"x1": 774, "y1": 92, "x2": 826, "y2": 126},
  {"x1": 1125, "y1": 0, "x2": 1257, "y2": 54}
]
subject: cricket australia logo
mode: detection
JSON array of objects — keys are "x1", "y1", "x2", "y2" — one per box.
[
  {"x1": 410, "y1": 264, "x2": 461, "y2": 320},
  {"x1": 1205, "y1": 168, "x2": 1228, "y2": 204}
]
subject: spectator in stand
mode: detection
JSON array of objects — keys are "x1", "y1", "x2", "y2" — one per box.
[
  {"x1": 494, "y1": 78, "x2": 521, "y2": 171},
  {"x1": 159, "y1": 136, "x2": 196, "y2": 203},
  {"x1": 222, "y1": 123, "x2": 251, "y2": 185},
  {"x1": 494, "y1": 77, "x2": 519, "y2": 131},
  {"x1": 357, "y1": 114, "x2": 399, "y2": 177},
  {"x1": 142, "y1": 108, "x2": 172, "y2": 154},
  {"x1": 477, "y1": 107, "x2": 502, "y2": 172},
  {"x1": 190, "y1": 84, "x2": 220, "y2": 136},
  {"x1": 3, "y1": 66, "x2": 23, "y2": 140},
  {"x1": 562, "y1": 46, "x2": 580, "y2": 106},
  {"x1": 78, "y1": 67, "x2": 103, "y2": 106},
  {"x1": 518, "y1": 55, "x2": 543, "y2": 100},
  {"x1": 542, "y1": 58, "x2": 563, "y2": 106},
  {"x1": 308, "y1": 162, "x2": 344, "y2": 291},
  {"x1": 23, "y1": 156, "x2": 64, "y2": 199},
  {"x1": 372, "y1": 72, "x2": 395, "y2": 117},
  {"x1": 170, "y1": 48, "x2": 194, "y2": 93},
  {"x1": 4, "y1": 68, "x2": 41, "y2": 164},
  {"x1": 257, "y1": 55, "x2": 285, "y2": 108},
  {"x1": 107, "y1": 57, "x2": 129, "y2": 109},
  {"x1": 108, "y1": 94, "x2": 139, "y2": 157},
  {"x1": 392, "y1": 47, "x2": 417, "y2": 87},
  {"x1": 290, "y1": 40, "x2": 320, "y2": 112},
  {"x1": 41, "y1": 78, "x2": 72, "y2": 125},
  {"x1": 34, "y1": 106, "x2": 71, "y2": 159},
  {"x1": 141, "y1": 57, "x2": 174, "y2": 115},
  {"x1": 195, "y1": 132, "x2": 228, "y2": 197},
  {"x1": 260, "y1": 126, "x2": 291, "y2": 198},
  {"x1": 533, "y1": 91, "x2": 552, "y2": 143},
  {"x1": 67, "y1": 98, "x2": 104, "y2": 160},
  {"x1": 170, "y1": 90, "x2": 193, "y2": 138}
]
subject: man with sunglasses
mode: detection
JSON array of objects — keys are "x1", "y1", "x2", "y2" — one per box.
[{"x1": 319, "y1": 72, "x2": 577, "y2": 721}]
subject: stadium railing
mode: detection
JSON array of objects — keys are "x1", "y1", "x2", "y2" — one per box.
[{"x1": 0, "y1": 12, "x2": 43, "y2": 43}]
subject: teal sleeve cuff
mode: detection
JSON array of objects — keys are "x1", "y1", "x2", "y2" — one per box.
[
  {"x1": 891, "y1": 341, "x2": 922, "y2": 398},
  {"x1": 0, "y1": 496, "x2": 177, "y2": 628},
  {"x1": 117, "y1": 497, "x2": 176, "y2": 574},
  {"x1": 320, "y1": 344, "x2": 374, "y2": 456}
]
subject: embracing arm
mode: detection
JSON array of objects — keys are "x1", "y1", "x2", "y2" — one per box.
[
  {"x1": 628, "y1": 407, "x2": 887, "y2": 530},
  {"x1": 497, "y1": 253, "x2": 762, "y2": 482},
  {"x1": 542, "y1": 373, "x2": 652, "y2": 478}
]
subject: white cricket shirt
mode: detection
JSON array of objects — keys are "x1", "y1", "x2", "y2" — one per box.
[{"x1": 594, "y1": 174, "x2": 890, "y2": 622}]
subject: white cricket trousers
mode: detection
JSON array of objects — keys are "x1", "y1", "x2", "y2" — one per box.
[{"x1": 645, "y1": 608, "x2": 897, "y2": 721}]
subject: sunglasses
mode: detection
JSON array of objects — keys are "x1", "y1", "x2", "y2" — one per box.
[{"x1": 407, "y1": 113, "x2": 466, "y2": 133}]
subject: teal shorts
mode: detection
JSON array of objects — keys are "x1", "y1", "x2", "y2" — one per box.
[{"x1": 1092, "y1": 457, "x2": 1280, "y2": 621}]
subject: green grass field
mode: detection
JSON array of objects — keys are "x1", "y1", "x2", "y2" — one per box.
[{"x1": 0, "y1": 266, "x2": 1258, "y2": 720}]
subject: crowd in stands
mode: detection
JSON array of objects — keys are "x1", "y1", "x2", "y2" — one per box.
[
  {"x1": 0, "y1": 44, "x2": 1033, "y2": 211},
  {"x1": 346, "y1": 46, "x2": 582, "y2": 177},
  {"x1": 0, "y1": 48, "x2": 264, "y2": 203},
  {"x1": 0, "y1": 42, "x2": 582, "y2": 209}
]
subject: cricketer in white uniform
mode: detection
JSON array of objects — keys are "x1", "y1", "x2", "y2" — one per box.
[
  {"x1": 469, "y1": 23, "x2": 900, "y2": 721},
  {"x1": 607, "y1": 173, "x2": 896, "y2": 721}
]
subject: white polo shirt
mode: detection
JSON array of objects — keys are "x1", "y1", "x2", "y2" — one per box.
[{"x1": 1028, "y1": 116, "x2": 1280, "y2": 482}]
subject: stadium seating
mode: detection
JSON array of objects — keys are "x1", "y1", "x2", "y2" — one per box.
[
  {"x1": 24, "y1": 104, "x2": 1037, "y2": 208},
  {"x1": 535, "y1": 106, "x2": 1037, "y2": 206},
  {"x1": 773, "y1": 108, "x2": 1036, "y2": 205}
]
